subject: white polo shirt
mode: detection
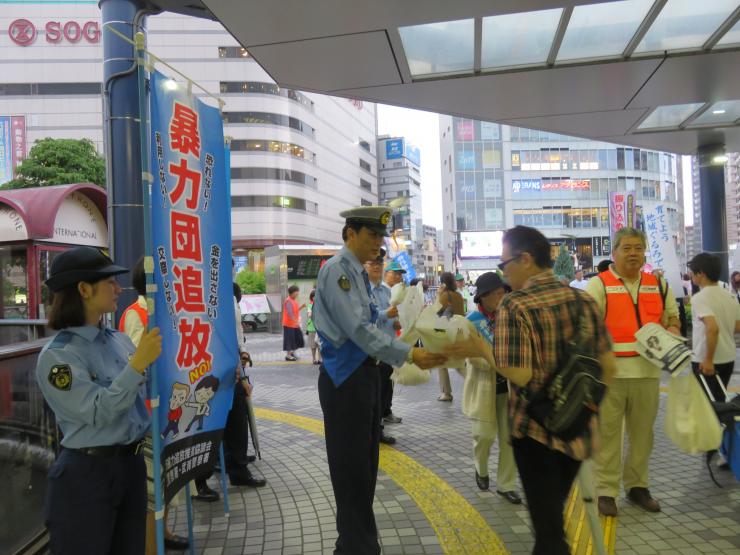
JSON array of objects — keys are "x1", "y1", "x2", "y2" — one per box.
[{"x1": 691, "y1": 284, "x2": 740, "y2": 364}]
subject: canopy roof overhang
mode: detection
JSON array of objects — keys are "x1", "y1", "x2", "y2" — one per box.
[{"x1": 150, "y1": 0, "x2": 740, "y2": 155}]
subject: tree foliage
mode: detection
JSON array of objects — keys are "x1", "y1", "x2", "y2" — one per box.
[
  {"x1": 236, "y1": 269, "x2": 266, "y2": 294},
  {"x1": 1, "y1": 138, "x2": 105, "y2": 189},
  {"x1": 553, "y1": 244, "x2": 575, "y2": 282}
]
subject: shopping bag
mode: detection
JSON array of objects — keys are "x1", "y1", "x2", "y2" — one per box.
[
  {"x1": 390, "y1": 282, "x2": 407, "y2": 306},
  {"x1": 664, "y1": 366, "x2": 723, "y2": 454}
]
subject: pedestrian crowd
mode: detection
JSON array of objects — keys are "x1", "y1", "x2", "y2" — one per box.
[{"x1": 34, "y1": 206, "x2": 739, "y2": 555}]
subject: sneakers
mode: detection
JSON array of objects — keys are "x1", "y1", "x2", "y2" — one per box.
[
  {"x1": 627, "y1": 487, "x2": 661, "y2": 512},
  {"x1": 285, "y1": 355, "x2": 297, "y2": 361},
  {"x1": 382, "y1": 413, "x2": 402, "y2": 424},
  {"x1": 437, "y1": 394, "x2": 453, "y2": 402},
  {"x1": 597, "y1": 496, "x2": 618, "y2": 517}
]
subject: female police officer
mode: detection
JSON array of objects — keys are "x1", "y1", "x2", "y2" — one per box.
[{"x1": 36, "y1": 246, "x2": 162, "y2": 554}]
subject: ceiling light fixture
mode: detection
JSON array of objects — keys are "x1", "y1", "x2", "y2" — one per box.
[
  {"x1": 712, "y1": 109, "x2": 726, "y2": 115},
  {"x1": 713, "y1": 155, "x2": 728, "y2": 163}
]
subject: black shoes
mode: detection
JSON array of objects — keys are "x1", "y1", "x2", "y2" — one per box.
[
  {"x1": 192, "y1": 483, "x2": 219, "y2": 502},
  {"x1": 380, "y1": 433, "x2": 396, "y2": 445},
  {"x1": 475, "y1": 471, "x2": 489, "y2": 491},
  {"x1": 496, "y1": 490, "x2": 522, "y2": 505},
  {"x1": 164, "y1": 534, "x2": 190, "y2": 550},
  {"x1": 229, "y1": 466, "x2": 266, "y2": 488},
  {"x1": 627, "y1": 487, "x2": 661, "y2": 512}
]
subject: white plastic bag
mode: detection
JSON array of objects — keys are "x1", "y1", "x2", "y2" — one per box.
[
  {"x1": 397, "y1": 282, "x2": 425, "y2": 341},
  {"x1": 408, "y1": 305, "x2": 476, "y2": 370},
  {"x1": 390, "y1": 282, "x2": 407, "y2": 306},
  {"x1": 664, "y1": 366, "x2": 723, "y2": 454},
  {"x1": 391, "y1": 362, "x2": 430, "y2": 385}
]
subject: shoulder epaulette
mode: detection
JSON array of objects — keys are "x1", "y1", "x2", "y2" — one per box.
[{"x1": 48, "y1": 330, "x2": 74, "y2": 350}]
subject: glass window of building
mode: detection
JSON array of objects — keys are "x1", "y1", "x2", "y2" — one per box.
[
  {"x1": 218, "y1": 46, "x2": 251, "y2": 58},
  {"x1": 0, "y1": 245, "x2": 28, "y2": 319}
]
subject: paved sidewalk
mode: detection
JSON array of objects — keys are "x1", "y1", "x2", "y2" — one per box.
[{"x1": 168, "y1": 333, "x2": 740, "y2": 554}]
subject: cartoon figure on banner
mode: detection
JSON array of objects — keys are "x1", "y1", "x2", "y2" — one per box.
[
  {"x1": 162, "y1": 382, "x2": 190, "y2": 439},
  {"x1": 184, "y1": 375, "x2": 220, "y2": 432}
]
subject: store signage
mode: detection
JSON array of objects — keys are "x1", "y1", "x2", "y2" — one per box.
[
  {"x1": 347, "y1": 98, "x2": 364, "y2": 110},
  {"x1": 404, "y1": 143, "x2": 420, "y2": 167},
  {"x1": 455, "y1": 120, "x2": 474, "y2": 141},
  {"x1": 512, "y1": 179, "x2": 590, "y2": 193},
  {"x1": 50, "y1": 192, "x2": 108, "y2": 247},
  {"x1": 11, "y1": 116, "x2": 26, "y2": 171},
  {"x1": 608, "y1": 192, "x2": 636, "y2": 239},
  {"x1": 8, "y1": 18, "x2": 101, "y2": 46}
]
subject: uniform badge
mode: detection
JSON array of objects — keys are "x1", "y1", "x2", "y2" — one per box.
[
  {"x1": 338, "y1": 275, "x2": 351, "y2": 291},
  {"x1": 48, "y1": 364, "x2": 72, "y2": 391},
  {"x1": 380, "y1": 211, "x2": 390, "y2": 225}
]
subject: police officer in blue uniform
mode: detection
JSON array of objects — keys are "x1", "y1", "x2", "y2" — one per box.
[
  {"x1": 314, "y1": 206, "x2": 446, "y2": 555},
  {"x1": 36, "y1": 246, "x2": 162, "y2": 554}
]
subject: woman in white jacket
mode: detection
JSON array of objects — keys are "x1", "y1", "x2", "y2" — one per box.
[{"x1": 462, "y1": 272, "x2": 521, "y2": 504}]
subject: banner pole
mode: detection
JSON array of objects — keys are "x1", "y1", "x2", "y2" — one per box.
[
  {"x1": 184, "y1": 483, "x2": 196, "y2": 555},
  {"x1": 135, "y1": 31, "x2": 166, "y2": 555},
  {"x1": 218, "y1": 444, "x2": 230, "y2": 517}
]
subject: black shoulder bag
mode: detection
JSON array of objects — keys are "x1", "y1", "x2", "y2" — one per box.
[{"x1": 525, "y1": 291, "x2": 607, "y2": 441}]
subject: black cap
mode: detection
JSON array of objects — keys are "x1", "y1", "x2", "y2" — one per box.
[
  {"x1": 46, "y1": 246, "x2": 129, "y2": 292},
  {"x1": 473, "y1": 272, "x2": 506, "y2": 303},
  {"x1": 373, "y1": 247, "x2": 387, "y2": 263}
]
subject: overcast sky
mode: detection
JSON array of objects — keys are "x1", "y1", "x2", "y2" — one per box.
[
  {"x1": 377, "y1": 105, "x2": 696, "y2": 229},
  {"x1": 377, "y1": 104, "x2": 443, "y2": 229}
]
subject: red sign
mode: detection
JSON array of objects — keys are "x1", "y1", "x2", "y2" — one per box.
[
  {"x1": 541, "y1": 179, "x2": 590, "y2": 191},
  {"x1": 347, "y1": 98, "x2": 364, "y2": 110},
  {"x1": 10, "y1": 116, "x2": 25, "y2": 175},
  {"x1": 8, "y1": 19, "x2": 36, "y2": 46},
  {"x1": 7, "y1": 19, "x2": 100, "y2": 46},
  {"x1": 455, "y1": 120, "x2": 474, "y2": 141}
]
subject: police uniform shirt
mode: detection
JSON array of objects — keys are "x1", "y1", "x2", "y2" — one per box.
[
  {"x1": 314, "y1": 246, "x2": 410, "y2": 386},
  {"x1": 372, "y1": 281, "x2": 396, "y2": 338},
  {"x1": 36, "y1": 325, "x2": 150, "y2": 448}
]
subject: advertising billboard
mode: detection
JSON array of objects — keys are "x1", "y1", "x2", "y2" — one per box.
[
  {"x1": 456, "y1": 150, "x2": 475, "y2": 170},
  {"x1": 512, "y1": 178, "x2": 589, "y2": 193},
  {"x1": 0, "y1": 118, "x2": 11, "y2": 185},
  {"x1": 460, "y1": 231, "x2": 504, "y2": 258},
  {"x1": 385, "y1": 138, "x2": 403, "y2": 159},
  {"x1": 608, "y1": 191, "x2": 636, "y2": 238},
  {"x1": 404, "y1": 143, "x2": 420, "y2": 166},
  {"x1": 455, "y1": 120, "x2": 474, "y2": 141}
]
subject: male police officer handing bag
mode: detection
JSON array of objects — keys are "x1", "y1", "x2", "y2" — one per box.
[
  {"x1": 36, "y1": 247, "x2": 162, "y2": 554},
  {"x1": 314, "y1": 207, "x2": 446, "y2": 555}
]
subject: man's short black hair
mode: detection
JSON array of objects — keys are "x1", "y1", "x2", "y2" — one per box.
[
  {"x1": 502, "y1": 226, "x2": 553, "y2": 269},
  {"x1": 597, "y1": 259, "x2": 612, "y2": 273},
  {"x1": 341, "y1": 222, "x2": 365, "y2": 242},
  {"x1": 689, "y1": 252, "x2": 721, "y2": 282},
  {"x1": 132, "y1": 256, "x2": 146, "y2": 296},
  {"x1": 233, "y1": 282, "x2": 242, "y2": 303}
]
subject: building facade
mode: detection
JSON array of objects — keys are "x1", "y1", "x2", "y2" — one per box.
[
  {"x1": 377, "y1": 135, "x2": 423, "y2": 267},
  {"x1": 1, "y1": 3, "x2": 378, "y2": 268},
  {"x1": 439, "y1": 115, "x2": 686, "y2": 274}
]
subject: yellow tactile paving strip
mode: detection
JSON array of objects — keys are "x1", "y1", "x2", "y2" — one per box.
[{"x1": 255, "y1": 407, "x2": 612, "y2": 554}]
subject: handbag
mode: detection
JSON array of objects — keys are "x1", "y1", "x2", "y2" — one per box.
[{"x1": 525, "y1": 291, "x2": 607, "y2": 441}]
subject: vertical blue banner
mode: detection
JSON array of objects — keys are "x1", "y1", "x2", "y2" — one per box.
[
  {"x1": 0, "y1": 117, "x2": 12, "y2": 185},
  {"x1": 393, "y1": 251, "x2": 416, "y2": 284},
  {"x1": 149, "y1": 70, "x2": 237, "y2": 503}
]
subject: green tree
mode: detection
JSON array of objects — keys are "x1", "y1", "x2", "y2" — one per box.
[
  {"x1": 553, "y1": 244, "x2": 575, "y2": 282},
  {"x1": 236, "y1": 269, "x2": 266, "y2": 294},
  {"x1": 1, "y1": 138, "x2": 105, "y2": 189}
]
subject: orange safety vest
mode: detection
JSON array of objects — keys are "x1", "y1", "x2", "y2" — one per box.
[
  {"x1": 282, "y1": 297, "x2": 300, "y2": 328},
  {"x1": 599, "y1": 270, "x2": 666, "y2": 357},
  {"x1": 118, "y1": 299, "x2": 148, "y2": 332}
]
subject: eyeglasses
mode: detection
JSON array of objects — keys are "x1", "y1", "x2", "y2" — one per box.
[{"x1": 498, "y1": 254, "x2": 521, "y2": 271}]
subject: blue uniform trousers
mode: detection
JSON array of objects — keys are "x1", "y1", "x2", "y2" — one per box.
[
  {"x1": 318, "y1": 360, "x2": 382, "y2": 555},
  {"x1": 44, "y1": 448, "x2": 147, "y2": 554}
]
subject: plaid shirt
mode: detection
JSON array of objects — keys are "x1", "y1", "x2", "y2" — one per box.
[{"x1": 494, "y1": 271, "x2": 611, "y2": 460}]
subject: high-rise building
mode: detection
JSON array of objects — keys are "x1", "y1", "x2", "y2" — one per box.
[
  {"x1": 0, "y1": 3, "x2": 378, "y2": 269},
  {"x1": 376, "y1": 135, "x2": 423, "y2": 267},
  {"x1": 685, "y1": 225, "x2": 702, "y2": 263},
  {"x1": 439, "y1": 116, "x2": 685, "y2": 273}
]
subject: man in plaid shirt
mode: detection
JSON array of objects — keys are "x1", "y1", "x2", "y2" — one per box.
[{"x1": 487, "y1": 226, "x2": 615, "y2": 555}]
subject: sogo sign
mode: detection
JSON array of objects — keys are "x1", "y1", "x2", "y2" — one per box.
[{"x1": 8, "y1": 18, "x2": 101, "y2": 46}]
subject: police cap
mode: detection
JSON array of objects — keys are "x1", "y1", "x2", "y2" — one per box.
[
  {"x1": 46, "y1": 246, "x2": 129, "y2": 292},
  {"x1": 473, "y1": 272, "x2": 507, "y2": 304},
  {"x1": 340, "y1": 206, "x2": 392, "y2": 237}
]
